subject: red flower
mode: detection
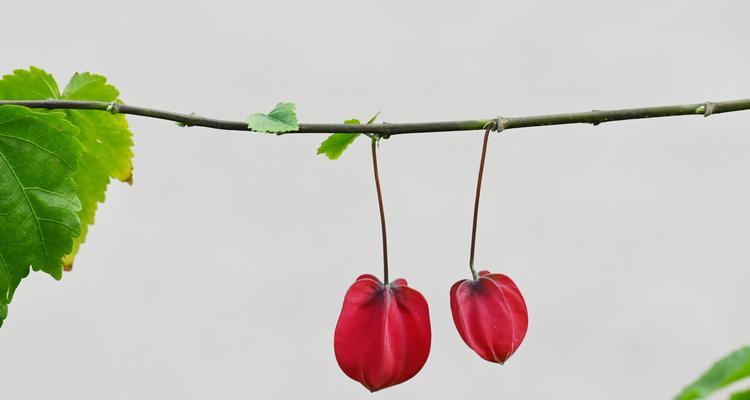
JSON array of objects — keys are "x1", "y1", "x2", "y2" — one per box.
[
  {"x1": 450, "y1": 270, "x2": 528, "y2": 364},
  {"x1": 334, "y1": 274, "x2": 431, "y2": 392}
]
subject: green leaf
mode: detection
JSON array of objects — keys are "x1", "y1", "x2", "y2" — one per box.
[
  {"x1": 0, "y1": 105, "x2": 83, "y2": 324},
  {"x1": 316, "y1": 119, "x2": 360, "y2": 160},
  {"x1": 316, "y1": 112, "x2": 379, "y2": 160},
  {"x1": 675, "y1": 347, "x2": 750, "y2": 400},
  {"x1": 364, "y1": 113, "x2": 380, "y2": 125},
  {"x1": 731, "y1": 389, "x2": 750, "y2": 400},
  {"x1": 59, "y1": 73, "x2": 134, "y2": 269},
  {"x1": 247, "y1": 102, "x2": 298, "y2": 133},
  {"x1": 0, "y1": 67, "x2": 134, "y2": 327}
]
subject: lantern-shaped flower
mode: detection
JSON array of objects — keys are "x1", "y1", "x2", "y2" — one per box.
[
  {"x1": 450, "y1": 270, "x2": 528, "y2": 364},
  {"x1": 334, "y1": 274, "x2": 431, "y2": 391}
]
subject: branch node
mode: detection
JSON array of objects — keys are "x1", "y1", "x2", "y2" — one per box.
[
  {"x1": 485, "y1": 117, "x2": 507, "y2": 133},
  {"x1": 703, "y1": 101, "x2": 716, "y2": 117},
  {"x1": 176, "y1": 112, "x2": 198, "y2": 127},
  {"x1": 106, "y1": 101, "x2": 120, "y2": 115},
  {"x1": 591, "y1": 110, "x2": 603, "y2": 126}
]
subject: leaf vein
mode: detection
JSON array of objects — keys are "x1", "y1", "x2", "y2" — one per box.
[{"x1": 0, "y1": 151, "x2": 54, "y2": 270}]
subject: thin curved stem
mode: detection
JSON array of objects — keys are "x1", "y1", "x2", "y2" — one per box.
[
  {"x1": 469, "y1": 126, "x2": 493, "y2": 280},
  {"x1": 1, "y1": 98, "x2": 749, "y2": 135},
  {"x1": 371, "y1": 139, "x2": 389, "y2": 285}
]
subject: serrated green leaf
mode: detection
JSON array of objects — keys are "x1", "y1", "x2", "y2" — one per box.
[
  {"x1": 675, "y1": 347, "x2": 750, "y2": 400},
  {"x1": 317, "y1": 119, "x2": 360, "y2": 160},
  {"x1": 60, "y1": 73, "x2": 134, "y2": 269},
  {"x1": 0, "y1": 67, "x2": 134, "y2": 327},
  {"x1": 316, "y1": 112, "x2": 379, "y2": 160},
  {"x1": 0, "y1": 105, "x2": 83, "y2": 324},
  {"x1": 731, "y1": 389, "x2": 750, "y2": 400},
  {"x1": 247, "y1": 102, "x2": 298, "y2": 133}
]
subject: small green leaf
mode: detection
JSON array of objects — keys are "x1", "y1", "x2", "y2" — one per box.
[
  {"x1": 675, "y1": 347, "x2": 750, "y2": 400},
  {"x1": 317, "y1": 119, "x2": 360, "y2": 160},
  {"x1": 731, "y1": 389, "x2": 750, "y2": 400},
  {"x1": 364, "y1": 113, "x2": 380, "y2": 125},
  {"x1": 316, "y1": 112, "x2": 379, "y2": 160},
  {"x1": 247, "y1": 102, "x2": 298, "y2": 133}
]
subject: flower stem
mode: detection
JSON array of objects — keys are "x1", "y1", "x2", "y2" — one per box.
[
  {"x1": 371, "y1": 138, "x2": 389, "y2": 285},
  {"x1": 469, "y1": 126, "x2": 493, "y2": 280}
]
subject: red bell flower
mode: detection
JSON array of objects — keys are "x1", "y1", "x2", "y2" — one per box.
[
  {"x1": 450, "y1": 270, "x2": 528, "y2": 364},
  {"x1": 334, "y1": 274, "x2": 431, "y2": 392}
]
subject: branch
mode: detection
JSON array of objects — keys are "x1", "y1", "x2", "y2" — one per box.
[{"x1": 0, "y1": 98, "x2": 748, "y2": 135}]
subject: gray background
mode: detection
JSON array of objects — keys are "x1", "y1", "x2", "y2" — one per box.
[{"x1": 1, "y1": 1, "x2": 749, "y2": 399}]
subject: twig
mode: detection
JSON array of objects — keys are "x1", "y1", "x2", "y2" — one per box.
[{"x1": 0, "y1": 98, "x2": 748, "y2": 135}]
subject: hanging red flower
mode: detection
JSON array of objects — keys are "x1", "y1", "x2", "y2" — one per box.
[
  {"x1": 334, "y1": 274, "x2": 431, "y2": 391},
  {"x1": 450, "y1": 270, "x2": 528, "y2": 364}
]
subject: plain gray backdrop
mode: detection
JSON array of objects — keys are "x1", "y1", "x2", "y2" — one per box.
[{"x1": 1, "y1": 1, "x2": 749, "y2": 399}]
